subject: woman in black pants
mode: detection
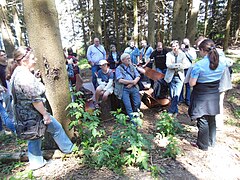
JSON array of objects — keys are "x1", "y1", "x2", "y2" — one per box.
[{"x1": 188, "y1": 39, "x2": 229, "y2": 151}]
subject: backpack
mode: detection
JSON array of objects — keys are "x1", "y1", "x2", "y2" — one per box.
[{"x1": 12, "y1": 80, "x2": 47, "y2": 140}]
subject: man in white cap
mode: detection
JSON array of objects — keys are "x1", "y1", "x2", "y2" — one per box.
[
  {"x1": 94, "y1": 60, "x2": 114, "y2": 108},
  {"x1": 114, "y1": 53, "x2": 141, "y2": 122}
]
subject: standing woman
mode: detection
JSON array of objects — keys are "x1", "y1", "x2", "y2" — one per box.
[
  {"x1": 10, "y1": 46, "x2": 74, "y2": 170},
  {"x1": 188, "y1": 39, "x2": 228, "y2": 151},
  {"x1": 107, "y1": 44, "x2": 120, "y2": 70}
]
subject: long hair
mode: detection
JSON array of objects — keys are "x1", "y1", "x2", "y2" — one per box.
[
  {"x1": 198, "y1": 39, "x2": 219, "y2": 70},
  {"x1": 7, "y1": 46, "x2": 30, "y2": 80}
]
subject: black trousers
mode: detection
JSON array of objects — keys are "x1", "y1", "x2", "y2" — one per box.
[{"x1": 196, "y1": 115, "x2": 216, "y2": 150}]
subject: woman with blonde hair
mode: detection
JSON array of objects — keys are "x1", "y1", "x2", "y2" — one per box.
[{"x1": 10, "y1": 46, "x2": 74, "y2": 170}]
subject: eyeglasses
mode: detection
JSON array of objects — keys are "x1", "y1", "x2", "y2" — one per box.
[
  {"x1": 15, "y1": 47, "x2": 32, "y2": 61},
  {"x1": 0, "y1": 54, "x2": 6, "y2": 57}
]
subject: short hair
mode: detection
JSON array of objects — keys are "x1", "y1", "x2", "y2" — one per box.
[
  {"x1": 120, "y1": 53, "x2": 130, "y2": 61},
  {"x1": 170, "y1": 40, "x2": 179, "y2": 46},
  {"x1": 0, "y1": 49, "x2": 5, "y2": 54}
]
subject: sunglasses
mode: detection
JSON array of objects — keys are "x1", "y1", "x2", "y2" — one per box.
[{"x1": 15, "y1": 47, "x2": 32, "y2": 61}]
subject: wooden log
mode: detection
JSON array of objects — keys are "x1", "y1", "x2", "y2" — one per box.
[{"x1": 0, "y1": 150, "x2": 80, "y2": 163}]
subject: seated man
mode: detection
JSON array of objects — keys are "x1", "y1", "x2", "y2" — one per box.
[
  {"x1": 94, "y1": 60, "x2": 114, "y2": 108},
  {"x1": 114, "y1": 53, "x2": 141, "y2": 121}
]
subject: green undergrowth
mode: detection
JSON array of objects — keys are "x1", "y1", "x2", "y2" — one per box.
[{"x1": 66, "y1": 91, "x2": 184, "y2": 178}]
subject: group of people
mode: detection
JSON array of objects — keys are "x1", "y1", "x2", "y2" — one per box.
[
  {"x1": 86, "y1": 37, "x2": 233, "y2": 152},
  {"x1": 0, "y1": 35, "x2": 233, "y2": 172}
]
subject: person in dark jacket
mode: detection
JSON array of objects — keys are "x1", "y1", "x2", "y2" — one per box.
[{"x1": 107, "y1": 44, "x2": 121, "y2": 70}]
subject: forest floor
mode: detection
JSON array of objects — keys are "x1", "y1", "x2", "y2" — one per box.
[{"x1": 0, "y1": 51, "x2": 240, "y2": 180}]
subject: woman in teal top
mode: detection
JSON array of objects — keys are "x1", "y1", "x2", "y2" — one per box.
[{"x1": 188, "y1": 39, "x2": 228, "y2": 151}]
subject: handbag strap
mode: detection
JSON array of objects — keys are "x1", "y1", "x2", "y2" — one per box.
[
  {"x1": 11, "y1": 78, "x2": 17, "y2": 104},
  {"x1": 120, "y1": 65, "x2": 135, "y2": 80}
]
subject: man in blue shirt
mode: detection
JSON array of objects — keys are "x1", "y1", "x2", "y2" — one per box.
[
  {"x1": 87, "y1": 38, "x2": 106, "y2": 89},
  {"x1": 114, "y1": 53, "x2": 141, "y2": 121},
  {"x1": 124, "y1": 40, "x2": 140, "y2": 65}
]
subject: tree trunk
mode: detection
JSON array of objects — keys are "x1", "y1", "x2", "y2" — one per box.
[
  {"x1": 102, "y1": 0, "x2": 108, "y2": 50},
  {"x1": 172, "y1": 0, "x2": 188, "y2": 41},
  {"x1": 160, "y1": 0, "x2": 165, "y2": 43},
  {"x1": 78, "y1": 0, "x2": 88, "y2": 54},
  {"x1": 234, "y1": 1, "x2": 240, "y2": 44},
  {"x1": 87, "y1": 0, "x2": 93, "y2": 43},
  {"x1": 133, "y1": 0, "x2": 138, "y2": 44},
  {"x1": 186, "y1": 0, "x2": 200, "y2": 45},
  {"x1": 13, "y1": 6, "x2": 23, "y2": 46},
  {"x1": 147, "y1": 0, "x2": 155, "y2": 47},
  {"x1": 93, "y1": 0, "x2": 102, "y2": 39},
  {"x1": 123, "y1": 0, "x2": 128, "y2": 46},
  {"x1": 203, "y1": 0, "x2": 208, "y2": 36},
  {"x1": 223, "y1": 0, "x2": 232, "y2": 52},
  {"x1": 113, "y1": 0, "x2": 120, "y2": 50},
  {"x1": 22, "y1": 0, "x2": 73, "y2": 137},
  {"x1": 0, "y1": 0, "x2": 15, "y2": 57}
]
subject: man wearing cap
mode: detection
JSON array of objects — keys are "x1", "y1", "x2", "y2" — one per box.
[
  {"x1": 94, "y1": 60, "x2": 114, "y2": 108},
  {"x1": 87, "y1": 38, "x2": 106, "y2": 89},
  {"x1": 114, "y1": 53, "x2": 141, "y2": 121}
]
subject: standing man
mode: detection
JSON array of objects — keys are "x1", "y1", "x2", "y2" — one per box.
[
  {"x1": 124, "y1": 40, "x2": 140, "y2": 65},
  {"x1": 140, "y1": 40, "x2": 154, "y2": 67},
  {"x1": 87, "y1": 38, "x2": 106, "y2": 89},
  {"x1": 164, "y1": 41, "x2": 191, "y2": 117},
  {"x1": 179, "y1": 38, "x2": 197, "y2": 106},
  {"x1": 148, "y1": 42, "x2": 169, "y2": 99},
  {"x1": 114, "y1": 53, "x2": 141, "y2": 122}
]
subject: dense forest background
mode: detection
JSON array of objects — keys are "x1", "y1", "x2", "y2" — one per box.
[{"x1": 0, "y1": 0, "x2": 240, "y2": 56}]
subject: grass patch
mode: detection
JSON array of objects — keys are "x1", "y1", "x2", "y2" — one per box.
[{"x1": 225, "y1": 118, "x2": 240, "y2": 127}]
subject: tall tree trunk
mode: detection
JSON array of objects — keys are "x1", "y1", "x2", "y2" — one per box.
[
  {"x1": 186, "y1": 0, "x2": 200, "y2": 44},
  {"x1": 13, "y1": 5, "x2": 23, "y2": 46},
  {"x1": 113, "y1": 0, "x2": 119, "y2": 50},
  {"x1": 223, "y1": 0, "x2": 232, "y2": 52},
  {"x1": 123, "y1": 0, "x2": 128, "y2": 46},
  {"x1": 0, "y1": 0, "x2": 15, "y2": 57},
  {"x1": 234, "y1": 1, "x2": 240, "y2": 44},
  {"x1": 160, "y1": 0, "x2": 165, "y2": 43},
  {"x1": 133, "y1": 0, "x2": 138, "y2": 44},
  {"x1": 203, "y1": 0, "x2": 208, "y2": 36},
  {"x1": 93, "y1": 0, "x2": 102, "y2": 39},
  {"x1": 87, "y1": 0, "x2": 93, "y2": 43},
  {"x1": 172, "y1": 0, "x2": 188, "y2": 41},
  {"x1": 78, "y1": 0, "x2": 88, "y2": 54},
  {"x1": 147, "y1": 0, "x2": 155, "y2": 47},
  {"x1": 23, "y1": 0, "x2": 73, "y2": 137},
  {"x1": 102, "y1": 0, "x2": 108, "y2": 50}
]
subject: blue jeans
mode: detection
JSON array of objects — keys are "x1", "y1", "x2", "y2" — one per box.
[
  {"x1": 168, "y1": 76, "x2": 183, "y2": 114},
  {"x1": 179, "y1": 69, "x2": 191, "y2": 104},
  {"x1": 122, "y1": 86, "x2": 141, "y2": 119},
  {"x1": 91, "y1": 65, "x2": 100, "y2": 90},
  {"x1": 196, "y1": 115, "x2": 216, "y2": 151},
  {"x1": 28, "y1": 115, "x2": 73, "y2": 170},
  {"x1": 0, "y1": 101, "x2": 15, "y2": 132}
]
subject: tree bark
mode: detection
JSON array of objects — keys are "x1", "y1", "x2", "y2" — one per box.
[
  {"x1": 172, "y1": 0, "x2": 188, "y2": 41},
  {"x1": 113, "y1": 0, "x2": 120, "y2": 50},
  {"x1": 186, "y1": 0, "x2": 200, "y2": 45},
  {"x1": 147, "y1": 0, "x2": 155, "y2": 47},
  {"x1": 234, "y1": 1, "x2": 240, "y2": 44},
  {"x1": 203, "y1": 0, "x2": 208, "y2": 36},
  {"x1": 93, "y1": 0, "x2": 102, "y2": 39},
  {"x1": 22, "y1": 0, "x2": 73, "y2": 137},
  {"x1": 123, "y1": 0, "x2": 128, "y2": 46},
  {"x1": 223, "y1": 0, "x2": 232, "y2": 52},
  {"x1": 0, "y1": 0, "x2": 15, "y2": 57},
  {"x1": 133, "y1": 0, "x2": 138, "y2": 44}
]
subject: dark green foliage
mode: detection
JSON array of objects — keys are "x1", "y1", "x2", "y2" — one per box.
[{"x1": 156, "y1": 111, "x2": 184, "y2": 137}]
